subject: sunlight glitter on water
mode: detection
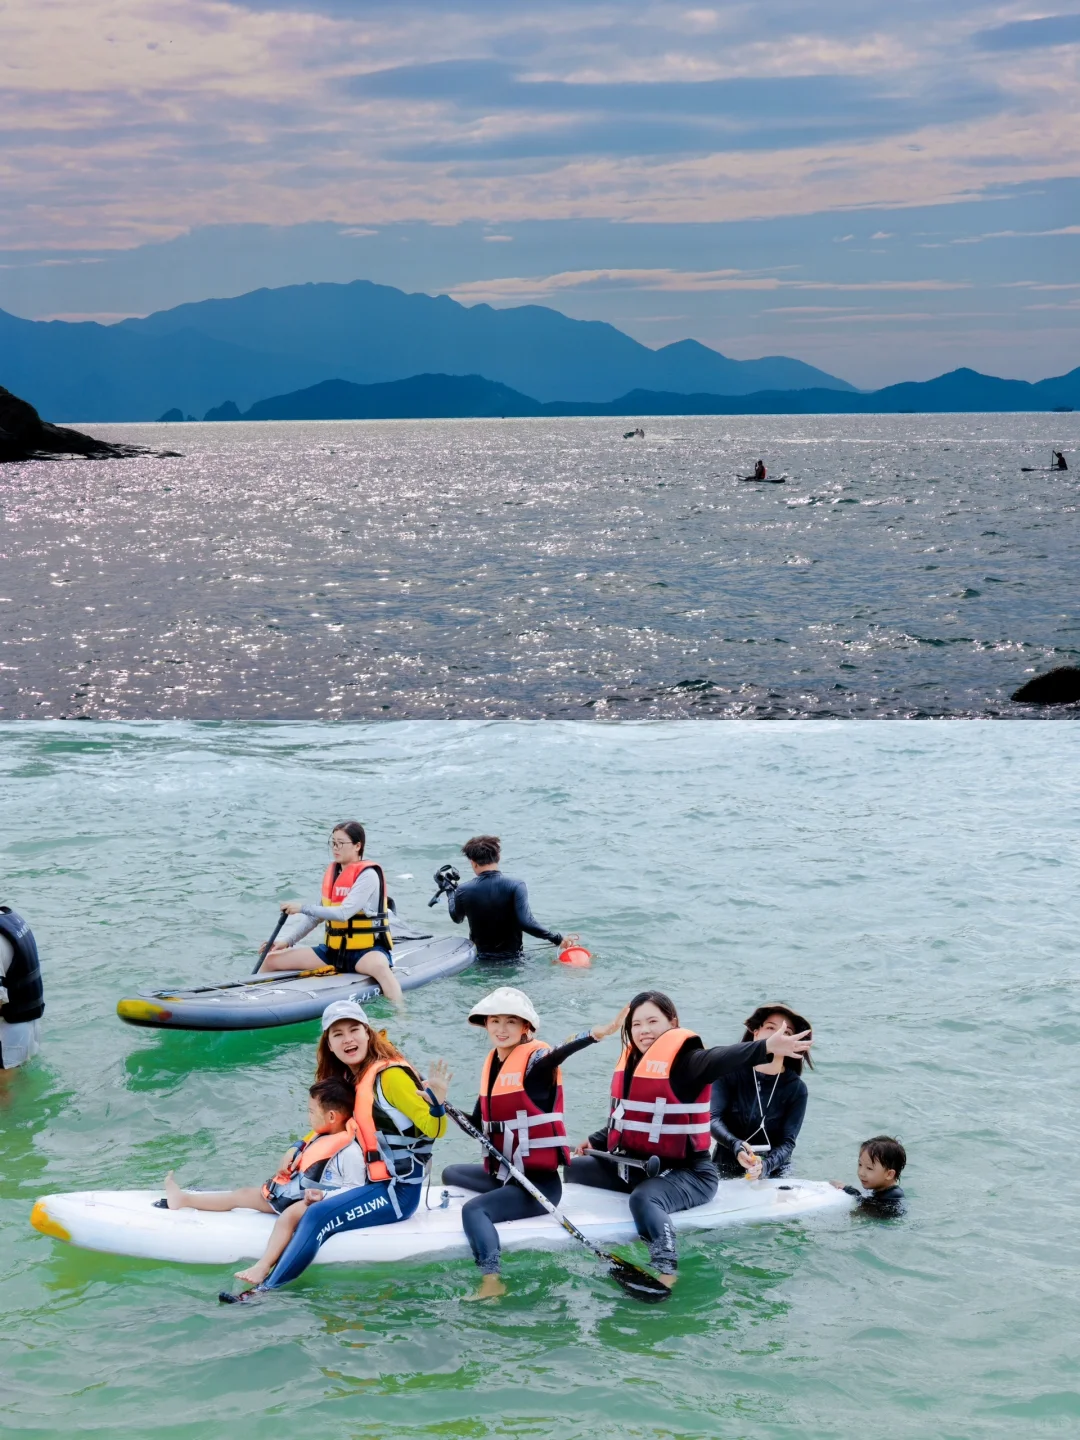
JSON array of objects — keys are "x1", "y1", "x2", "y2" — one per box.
[{"x1": 1, "y1": 414, "x2": 1078, "y2": 719}]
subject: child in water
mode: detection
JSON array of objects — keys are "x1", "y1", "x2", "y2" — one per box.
[
  {"x1": 832, "y1": 1134, "x2": 906, "y2": 1216},
  {"x1": 161, "y1": 1077, "x2": 365, "y2": 1284}
]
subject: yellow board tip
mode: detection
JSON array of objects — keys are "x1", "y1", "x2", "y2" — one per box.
[
  {"x1": 30, "y1": 1200, "x2": 71, "y2": 1243},
  {"x1": 116, "y1": 998, "x2": 172, "y2": 1025}
]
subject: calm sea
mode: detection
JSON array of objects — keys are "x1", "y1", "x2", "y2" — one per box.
[
  {"x1": 2, "y1": 414, "x2": 1077, "y2": 719},
  {"x1": 2, "y1": 721, "x2": 1079, "y2": 1439}
]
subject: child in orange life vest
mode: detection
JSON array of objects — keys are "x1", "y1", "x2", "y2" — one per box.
[
  {"x1": 441, "y1": 985, "x2": 627, "y2": 1301},
  {"x1": 161, "y1": 1078, "x2": 365, "y2": 1286}
]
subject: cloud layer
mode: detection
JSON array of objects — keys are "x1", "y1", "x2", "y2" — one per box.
[{"x1": 3, "y1": 1, "x2": 1079, "y2": 382}]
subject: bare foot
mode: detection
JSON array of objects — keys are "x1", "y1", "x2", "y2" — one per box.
[
  {"x1": 657, "y1": 1273, "x2": 678, "y2": 1290},
  {"x1": 463, "y1": 1273, "x2": 506, "y2": 1302},
  {"x1": 235, "y1": 1264, "x2": 270, "y2": 1285},
  {"x1": 164, "y1": 1172, "x2": 186, "y2": 1211}
]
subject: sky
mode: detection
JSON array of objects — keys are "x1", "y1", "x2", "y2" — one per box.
[{"x1": 3, "y1": 0, "x2": 1080, "y2": 386}]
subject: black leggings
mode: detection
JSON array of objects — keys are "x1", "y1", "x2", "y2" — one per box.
[
  {"x1": 564, "y1": 1153, "x2": 718, "y2": 1274},
  {"x1": 442, "y1": 1163, "x2": 562, "y2": 1274}
]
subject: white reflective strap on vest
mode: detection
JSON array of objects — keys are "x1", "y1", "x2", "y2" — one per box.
[
  {"x1": 614, "y1": 1096, "x2": 711, "y2": 1143},
  {"x1": 371, "y1": 1076, "x2": 435, "y2": 1187},
  {"x1": 488, "y1": 1108, "x2": 564, "y2": 1160}
]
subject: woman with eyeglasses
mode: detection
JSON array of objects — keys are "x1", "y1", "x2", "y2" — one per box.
[{"x1": 255, "y1": 821, "x2": 403, "y2": 1005}]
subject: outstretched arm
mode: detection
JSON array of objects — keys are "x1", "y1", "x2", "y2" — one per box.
[{"x1": 512, "y1": 879, "x2": 561, "y2": 945}]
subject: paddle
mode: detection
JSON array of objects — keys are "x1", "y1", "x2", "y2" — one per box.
[
  {"x1": 442, "y1": 1099, "x2": 670, "y2": 1304},
  {"x1": 583, "y1": 1146, "x2": 661, "y2": 1177},
  {"x1": 252, "y1": 910, "x2": 290, "y2": 974}
]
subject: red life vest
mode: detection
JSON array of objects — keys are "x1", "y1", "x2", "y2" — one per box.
[
  {"x1": 479, "y1": 1040, "x2": 569, "y2": 1175},
  {"x1": 320, "y1": 860, "x2": 392, "y2": 956},
  {"x1": 607, "y1": 1028, "x2": 712, "y2": 1160}
]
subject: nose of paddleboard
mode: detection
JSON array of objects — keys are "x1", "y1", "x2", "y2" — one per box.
[
  {"x1": 30, "y1": 1200, "x2": 71, "y2": 1243},
  {"x1": 116, "y1": 998, "x2": 174, "y2": 1026}
]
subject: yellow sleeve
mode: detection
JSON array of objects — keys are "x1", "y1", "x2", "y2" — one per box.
[{"x1": 379, "y1": 1065, "x2": 448, "y2": 1140}]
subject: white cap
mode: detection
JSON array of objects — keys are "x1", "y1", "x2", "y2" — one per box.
[
  {"x1": 468, "y1": 986, "x2": 540, "y2": 1031},
  {"x1": 321, "y1": 999, "x2": 370, "y2": 1031}
]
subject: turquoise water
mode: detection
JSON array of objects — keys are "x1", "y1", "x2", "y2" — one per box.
[{"x1": 2, "y1": 720, "x2": 1079, "y2": 1438}]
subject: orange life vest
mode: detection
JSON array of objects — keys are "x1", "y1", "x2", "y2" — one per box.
[
  {"x1": 262, "y1": 1125, "x2": 355, "y2": 1200},
  {"x1": 479, "y1": 1040, "x2": 569, "y2": 1176},
  {"x1": 608, "y1": 1028, "x2": 712, "y2": 1160},
  {"x1": 348, "y1": 1058, "x2": 434, "y2": 1188},
  {"x1": 320, "y1": 860, "x2": 392, "y2": 955}
]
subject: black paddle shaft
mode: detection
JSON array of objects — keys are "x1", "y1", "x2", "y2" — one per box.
[
  {"x1": 252, "y1": 910, "x2": 290, "y2": 974},
  {"x1": 442, "y1": 1099, "x2": 670, "y2": 1303}
]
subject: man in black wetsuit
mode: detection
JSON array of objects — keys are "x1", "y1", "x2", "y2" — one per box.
[{"x1": 446, "y1": 836, "x2": 563, "y2": 962}]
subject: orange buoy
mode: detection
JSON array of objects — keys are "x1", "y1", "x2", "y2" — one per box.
[{"x1": 557, "y1": 935, "x2": 592, "y2": 968}]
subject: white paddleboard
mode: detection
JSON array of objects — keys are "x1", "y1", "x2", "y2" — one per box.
[{"x1": 32, "y1": 1178, "x2": 853, "y2": 1267}]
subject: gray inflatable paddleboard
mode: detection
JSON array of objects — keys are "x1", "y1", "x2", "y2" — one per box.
[{"x1": 116, "y1": 934, "x2": 476, "y2": 1031}]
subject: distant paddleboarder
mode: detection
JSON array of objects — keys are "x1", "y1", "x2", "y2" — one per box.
[
  {"x1": 754, "y1": 459, "x2": 767, "y2": 480},
  {"x1": 1053, "y1": 450, "x2": 1068, "y2": 471}
]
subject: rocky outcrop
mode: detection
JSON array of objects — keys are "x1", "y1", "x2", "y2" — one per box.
[
  {"x1": 158, "y1": 407, "x2": 184, "y2": 422},
  {"x1": 1012, "y1": 667, "x2": 1080, "y2": 705},
  {"x1": 203, "y1": 400, "x2": 242, "y2": 421},
  {"x1": 0, "y1": 385, "x2": 145, "y2": 462}
]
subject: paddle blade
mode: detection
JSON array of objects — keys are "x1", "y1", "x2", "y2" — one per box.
[{"x1": 608, "y1": 1260, "x2": 671, "y2": 1303}]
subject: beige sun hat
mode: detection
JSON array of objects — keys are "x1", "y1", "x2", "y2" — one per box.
[{"x1": 468, "y1": 986, "x2": 540, "y2": 1031}]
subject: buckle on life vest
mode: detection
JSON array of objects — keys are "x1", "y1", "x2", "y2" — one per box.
[{"x1": 364, "y1": 1149, "x2": 382, "y2": 1165}]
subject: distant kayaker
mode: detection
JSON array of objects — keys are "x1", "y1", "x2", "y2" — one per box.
[
  {"x1": 754, "y1": 459, "x2": 767, "y2": 480},
  {"x1": 710, "y1": 1003, "x2": 812, "y2": 1179},
  {"x1": 445, "y1": 836, "x2": 563, "y2": 963},
  {"x1": 565, "y1": 990, "x2": 812, "y2": 1288},
  {"x1": 0, "y1": 906, "x2": 44, "y2": 1070},
  {"x1": 258, "y1": 821, "x2": 403, "y2": 1005},
  {"x1": 1053, "y1": 450, "x2": 1068, "y2": 471},
  {"x1": 441, "y1": 987, "x2": 626, "y2": 1300}
]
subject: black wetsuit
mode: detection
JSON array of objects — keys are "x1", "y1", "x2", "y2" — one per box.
[
  {"x1": 566, "y1": 1035, "x2": 768, "y2": 1274},
  {"x1": 709, "y1": 1065, "x2": 808, "y2": 1178},
  {"x1": 447, "y1": 869, "x2": 562, "y2": 962},
  {"x1": 442, "y1": 1032, "x2": 594, "y2": 1272},
  {"x1": 843, "y1": 1183, "x2": 906, "y2": 1217}
]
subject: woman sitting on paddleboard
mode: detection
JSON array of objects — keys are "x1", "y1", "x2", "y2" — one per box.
[
  {"x1": 259, "y1": 820, "x2": 403, "y2": 1006},
  {"x1": 565, "y1": 990, "x2": 812, "y2": 1288},
  {"x1": 229, "y1": 1000, "x2": 450, "y2": 1297},
  {"x1": 709, "y1": 1003, "x2": 811, "y2": 1180},
  {"x1": 442, "y1": 986, "x2": 627, "y2": 1301}
]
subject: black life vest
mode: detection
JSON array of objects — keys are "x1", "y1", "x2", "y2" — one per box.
[{"x1": 0, "y1": 907, "x2": 44, "y2": 1023}]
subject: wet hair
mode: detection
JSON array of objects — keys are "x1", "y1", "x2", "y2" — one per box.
[
  {"x1": 860, "y1": 1135, "x2": 906, "y2": 1179},
  {"x1": 332, "y1": 820, "x2": 366, "y2": 856},
  {"x1": 308, "y1": 1077, "x2": 355, "y2": 1116},
  {"x1": 741, "y1": 1004, "x2": 814, "y2": 1075},
  {"x1": 462, "y1": 835, "x2": 501, "y2": 866},
  {"x1": 622, "y1": 990, "x2": 679, "y2": 1052},
  {"x1": 315, "y1": 1021, "x2": 402, "y2": 1086}
]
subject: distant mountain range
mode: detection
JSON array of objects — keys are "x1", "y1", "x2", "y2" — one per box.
[
  {"x1": 0, "y1": 279, "x2": 852, "y2": 422},
  {"x1": 194, "y1": 367, "x2": 1080, "y2": 421}
]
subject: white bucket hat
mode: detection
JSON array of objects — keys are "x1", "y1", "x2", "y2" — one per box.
[
  {"x1": 321, "y1": 999, "x2": 370, "y2": 1031},
  {"x1": 468, "y1": 986, "x2": 540, "y2": 1031}
]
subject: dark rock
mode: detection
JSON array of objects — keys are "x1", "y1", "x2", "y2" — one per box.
[
  {"x1": 158, "y1": 407, "x2": 184, "y2": 422},
  {"x1": 1011, "y1": 667, "x2": 1080, "y2": 705},
  {"x1": 204, "y1": 400, "x2": 242, "y2": 421},
  {"x1": 0, "y1": 385, "x2": 145, "y2": 463}
]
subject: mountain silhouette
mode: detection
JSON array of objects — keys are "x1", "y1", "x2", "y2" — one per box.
[
  {"x1": 203, "y1": 366, "x2": 1080, "y2": 420},
  {"x1": 0, "y1": 278, "x2": 852, "y2": 421}
]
